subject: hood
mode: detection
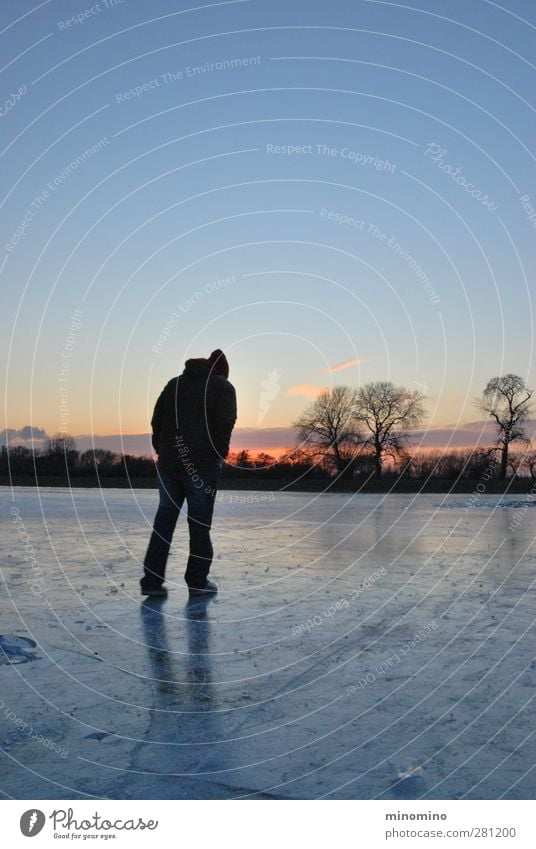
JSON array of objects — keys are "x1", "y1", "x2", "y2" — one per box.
[
  {"x1": 207, "y1": 348, "x2": 229, "y2": 379},
  {"x1": 183, "y1": 357, "x2": 210, "y2": 376},
  {"x1": 183, "y1": 350, "x2": 229, "y2": 379}
]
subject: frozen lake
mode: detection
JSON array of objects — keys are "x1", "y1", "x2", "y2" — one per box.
[{"x1": 1, "y1": 487, "x2": 535, "y2": 800}]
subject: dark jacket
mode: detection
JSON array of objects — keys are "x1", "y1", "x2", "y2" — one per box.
[{"x1": 151, "y1": 359, "x2": 237, "y2": 471}]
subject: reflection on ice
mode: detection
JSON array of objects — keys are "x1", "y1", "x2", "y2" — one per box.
[
  {"x1": 1, "y1": 489, "x2": 535, "y2": 799},
  {"x1": 0, "y1": 634, "x2": 41, "y2": 665}
]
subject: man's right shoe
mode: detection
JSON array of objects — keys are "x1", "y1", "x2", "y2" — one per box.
[
  {"x1": 141, "y1": 586, "x2": 168, "y2": 598},
  {"x1": 188, "y1": 580, "x2": 218, "y2": 596}
]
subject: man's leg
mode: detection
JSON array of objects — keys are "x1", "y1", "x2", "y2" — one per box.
[
  {"x1": 183, "y1": 463, "x2": 221, "y2": 589},
  {"x1": 141, "y1": 468, "x2": 185, "y2": 591}
]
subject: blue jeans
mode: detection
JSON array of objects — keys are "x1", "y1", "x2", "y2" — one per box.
[{"x1": 142, "y1": 462, "x2": 222, "y2": 590}]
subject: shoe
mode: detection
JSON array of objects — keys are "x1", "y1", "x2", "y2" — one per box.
[
  {"x1": 141, "y1": 586, "x2": 168, "y2": 598},
  {"x1": 188, "y1": 580, "x2": 218, "y2": 596}
]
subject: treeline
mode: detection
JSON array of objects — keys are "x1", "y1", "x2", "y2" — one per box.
[
  {"x1": 3, "y1": 373, "x2": 533, "y2": 490},
  {"x1": 0, "y1": 444, "x2": 330, "y2": 484},
  {"x1": 0, "y1": 441, "x2": 155, "y2": 483},
  {"x1": 228, "y1": 447, "x2": 536, "y2": 482},
  {"x1": 2, "y1": 440, "x2": 536, "y2": 490},
  {"x1": 0, "y1": 443, "x2": 326, "y2": 484}
]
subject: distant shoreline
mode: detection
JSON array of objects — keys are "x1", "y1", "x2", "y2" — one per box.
[{"x1": 1, "y1": 476, "x2": 534, "y2": 495}]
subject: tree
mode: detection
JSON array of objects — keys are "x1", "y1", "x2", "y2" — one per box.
[
  {"x1": 507, "y1": 453, "x2": 522, "y2": 479},
  {"x1": 279, "y1": 446, "x2": 327, "y2": 479},
  {"x1": 476, "y1": 374, "x2": 533, "y2": 481},
  {"x1": 79, "y1": 448, "x2": 118, "y2": 474},
  {"x1": 463, "y1": 447, "x2": 497, "y2": 480},
  {"x1": 234, "y1": 449, "x2": 253, "y2": 468},
  {"x1": 3, "y1": 445, "x2": 35, "y2": 477},
  {"x1": 45, "y1": 433, "x2": 78, "y2": 473},
  {"x1": 254, "y1": 452, "x2": 276, "y2": 468},
  {"x1": 525, "y1": 452, "x2": 536, "y2": 482},
  {"x1": 293, "y1": 386, "x2": 363, "y2": 476},
  {"x1": 123, "y1": 454, "x2": 154, "y2": 478},
  {"x1": 282, "y1": 446, "x2": 312, "y2": 466},
  {"x1": 46, "y1": 433, "x2": 76, "y2": 455},
  {"x1": 351, "y1": 381, "x2": 425, "y2": 477}
]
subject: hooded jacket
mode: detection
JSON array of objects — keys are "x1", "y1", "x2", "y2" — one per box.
[{"x1": 151, "y1": 358, "x2": 237, "y2": 471}]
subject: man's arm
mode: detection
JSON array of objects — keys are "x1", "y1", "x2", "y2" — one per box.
[
  {"x1": 211, "y1": 381, "x2": 237, "y2": 460},
  {"x1": 150, "y1": 384, "x2": 169, "y2": 454}
]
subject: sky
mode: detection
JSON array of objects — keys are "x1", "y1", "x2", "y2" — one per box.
[{"x1": 1, "y1": 0, "x2": 535, "y2": 454}]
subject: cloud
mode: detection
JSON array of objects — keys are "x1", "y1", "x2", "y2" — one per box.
[
  {"x1": 4, "y1": 419, "x2": 535, "y2": 459},
  {"x1": 75, "y1": 421, "x2": 534, "y2": 456},
  {"x1": 319, "y1": 357, "x2": 364, "y2": 374},
  {"x1": 0, "y1": 426, "x2": 48, "y2": 447},
  {"x1": 231, "y1": 427, "x2": 297, "y2": 450},
  {"x1": 286, "y1": 383, "x2": 326, "y2": 398},
  {"x1": 75, "y1": 428, "x2": 298, "y2": 455},
  {"x1": 409, "y1": 419, "x2": 536, "y2": 448},
  {"x1": 74, "y1": 433, "x2": 154, "y2": 455}
]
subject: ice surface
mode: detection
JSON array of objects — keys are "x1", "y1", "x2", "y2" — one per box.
[{"x1": 1, "y1": 487, "x2": 535, "y2": 799}]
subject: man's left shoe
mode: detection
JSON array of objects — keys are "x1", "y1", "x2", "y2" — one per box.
[
  {"x1": 188, "y1": 580, "x2": 218, "y2": 596},
  {"x1": 141, "y1": 586, "x2": 168, "y2": 598}
]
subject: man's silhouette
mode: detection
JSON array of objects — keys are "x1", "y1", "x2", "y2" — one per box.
[{"x1": 141, "y1": 349, "x2": 237, "y2": 597}]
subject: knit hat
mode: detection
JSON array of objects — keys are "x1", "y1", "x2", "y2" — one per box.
[{"x1": 207, "y1": 348, "x2": 229, "y2": 379}]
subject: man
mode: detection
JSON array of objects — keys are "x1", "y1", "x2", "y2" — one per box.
[{"x1": 141, "y1": 349, "x2": 237, "y2": 597}]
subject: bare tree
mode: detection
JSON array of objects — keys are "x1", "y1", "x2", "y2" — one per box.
[
  {"x1": 46, "y1": 433, "x2": 77, "y2": 455},
  {"x1": 507, "y1": 453, "x2": 522, "y2": 479},
  {"x1": 282, "y1": 446, "x2": 313, "y2": 466},
  {"x1": 254, "y1": 452, "x2": 277, "y2": 468},
  {"x1": 79, "y1": 448, "x2": 118, "y2": 472},
  {"x1": 234, "y1": 449, "x2": 252, "y2": 468},
  {"x1": 525, "y1": 452, "x2": 536, "y2": 483},
  {"x1": 293, "y1": 386, "x2": 363, "y2": 476},
  {"x1": 475, "y1": 374, "x2": 533, "y2": 481},
  {"x1": 351, "y1": 381, "x2": 425, "y2": 477},
  {"x1": 45, "y1": 433, "x2": 78, "y2": 472}
]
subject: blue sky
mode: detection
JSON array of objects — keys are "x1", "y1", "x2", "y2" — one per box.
[{"x1": 1, "y1": 0, "x2": 535, "y2": 448}]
